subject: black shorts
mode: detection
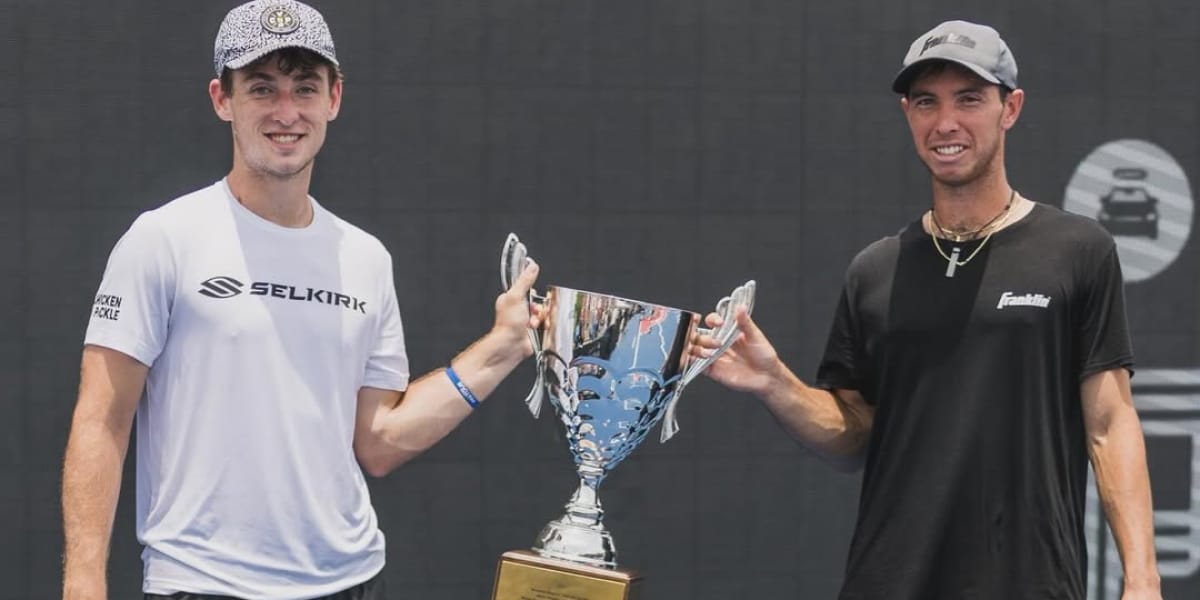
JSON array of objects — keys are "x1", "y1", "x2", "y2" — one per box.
[{"x1": 144, "y1": 571, "x2": 386, "y2": 600}]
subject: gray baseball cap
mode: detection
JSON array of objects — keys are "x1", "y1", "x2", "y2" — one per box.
[
  {"x1": 891, "y1": 20, "x2": 1017, "y2": 94},
  {"x1": 213, "y1": 0, "x2": 339, "y2": 76}
]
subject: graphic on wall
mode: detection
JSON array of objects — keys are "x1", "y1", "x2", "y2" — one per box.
[
  {"x1": 1065, "y1": 139, "x2": 1199, "y2": 599},
  {"x1": 1063, "y1": 139, "x2": 1193, "y2": 282}
]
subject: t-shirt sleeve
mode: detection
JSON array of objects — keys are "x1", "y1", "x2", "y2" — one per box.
[
  {"x1": 815, "y1": 284, "x2": 866, "y2": 397},
  {"x1": 83, "y1": 214, "x2": 175, "y2": 367},
  {"x1": 362, "y1": 255, "x2": 410, "y2": 392},
  {"x1": 1077, "y1": 242, "x2": 1134, "y2": 379}
]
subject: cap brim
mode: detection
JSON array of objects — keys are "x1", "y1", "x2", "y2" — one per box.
[
  {"x1": 891, "y1": 58, "x2": 1001, "y2": 94},
  {"x1": 220, "y1": 42, "x2": 339, "y2": 75}
]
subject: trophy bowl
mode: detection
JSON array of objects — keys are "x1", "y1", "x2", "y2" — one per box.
[{"x1": 501, "y1": 234, "x2": 755, "y2": 569}]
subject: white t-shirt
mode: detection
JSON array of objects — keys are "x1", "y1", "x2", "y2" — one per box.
[{"x1": 84, "y1": 180, "x2": 409, "y2": 599}]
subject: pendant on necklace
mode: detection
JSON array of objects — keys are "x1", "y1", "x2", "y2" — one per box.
[{"x1": 945, "y1": 247, "x2": 962, "y2": 278}]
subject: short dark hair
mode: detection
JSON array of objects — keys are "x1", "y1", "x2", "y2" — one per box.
[
  {"x1": 218, "y1": 47, "x2": 343, "y2": 96},
  {"x1": 902, "y1": 60, "x2": 1012, "y2": 101}
]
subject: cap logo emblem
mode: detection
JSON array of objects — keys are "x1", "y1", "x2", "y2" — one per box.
[
  {"x1": 261, "y1": 6, "x2": 300, "y2": 34},
  {"x1": 921, "y1": 33, "x2": 976, "y2": 55}
]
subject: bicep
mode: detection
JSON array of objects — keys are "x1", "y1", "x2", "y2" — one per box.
[
  {"x1": 353, "y1": 386, "x2": 403, "y2": 456},
  {"x1": 832, "y1": 387, "x2": 874, "y2": 429},
  {"x1": 1080, "y1": 367, "x2": 1134, "y2": 437},
  {"x1": 73, "y1": 345, "x2": 149, "y2": 432}
]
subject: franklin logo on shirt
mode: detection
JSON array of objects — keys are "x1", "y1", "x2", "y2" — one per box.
[
  {"x1": 198, "y1": 275, "x2": 367, "y2": 314},
  {"x1": 996, "y1": 292, "x2": 1052, "y2": 310}
]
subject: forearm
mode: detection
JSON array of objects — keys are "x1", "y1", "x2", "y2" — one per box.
[
  {"x1": 61, "y1": 419, "x2": 131, "y2": 597},
  {"x1": 445, "y1": 327, "x2": 530, "y2": 400},
  {"x1": 363, "y1": 328, "x2": 528, "y2": 473},
  {"x1": 756, "y1": 361, "x2": 872, "y2": 468},
  {"x1": 1089, "y1": 407, "x2": 1159, "y2": 591}
]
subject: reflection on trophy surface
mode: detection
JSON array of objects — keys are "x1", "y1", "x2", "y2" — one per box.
[{"x1": 500, "y1": 233, "x2": 755, "y2": 570}]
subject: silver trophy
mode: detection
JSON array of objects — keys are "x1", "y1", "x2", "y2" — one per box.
[{"x1": 501, "y1": 233, "x2": 755, "y2": 569}]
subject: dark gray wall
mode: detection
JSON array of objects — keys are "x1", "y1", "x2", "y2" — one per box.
[{"x1": 3, "y1": 1, "x2": 1198, "y2": 599}]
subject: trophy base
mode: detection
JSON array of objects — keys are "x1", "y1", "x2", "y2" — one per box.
[
  {"x1": 534, "y1": 518, "x2": 617, "y2": 569},
  {"x1": 492, "y1": 550, "x2": 642, "y2": 600}
]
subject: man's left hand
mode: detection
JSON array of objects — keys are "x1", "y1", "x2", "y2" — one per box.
[{"x1": 493, "y1": 260, "x2": 541, "y2": 356}]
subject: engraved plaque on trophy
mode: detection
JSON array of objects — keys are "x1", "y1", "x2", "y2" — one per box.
[{"x1": 492, "y1": 234, "x2": 755, "y2": 600}]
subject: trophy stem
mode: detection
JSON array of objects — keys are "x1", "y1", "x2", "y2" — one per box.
[
  {"x1": 563, "y1": 479, "x2": 604, "y2": 526},
  {"x1": 533, "y1": 479, "x2": 617, "y2": 568}
]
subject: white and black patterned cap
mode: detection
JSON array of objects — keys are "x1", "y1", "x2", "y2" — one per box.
[
  {"x1": 892, "y1": 20, "x2": 1018, "y2": 94},
  {"x1": 213, "y1": 0, "x2": 338, "y2": 76}
]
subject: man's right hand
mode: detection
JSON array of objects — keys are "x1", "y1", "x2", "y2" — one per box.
[
  {"x1": 693, "y1": 306, "x2": 784, "y2": 396},
  {"x1": 693, "y1": 306, "x2": 873, "y2": 469}
]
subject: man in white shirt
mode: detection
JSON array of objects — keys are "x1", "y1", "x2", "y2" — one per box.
[{"x1": 60, "y1": 2, "x2": 539, "y2": 598}]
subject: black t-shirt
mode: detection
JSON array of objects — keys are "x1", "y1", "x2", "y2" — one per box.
[{"x1": 816, "y1": 203, "x2": 1133, "y2": 600}]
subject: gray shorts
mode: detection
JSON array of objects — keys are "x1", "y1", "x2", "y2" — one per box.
[{"x1": 143, "y1": 571, "x2": 386, "y2": 600}]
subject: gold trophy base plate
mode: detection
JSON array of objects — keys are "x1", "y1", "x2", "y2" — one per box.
[{"x1": 492, "y1": 550, "x2": 642, "y2": 600}]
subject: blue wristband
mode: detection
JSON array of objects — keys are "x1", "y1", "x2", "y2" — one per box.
[{"x1": 445, "y1": 365, "x2": 480, "y2": 409}]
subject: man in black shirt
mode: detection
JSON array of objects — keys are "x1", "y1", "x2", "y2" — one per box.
[{"x1": 696, "y1": 20, "x2": 1161, "y2": 600}]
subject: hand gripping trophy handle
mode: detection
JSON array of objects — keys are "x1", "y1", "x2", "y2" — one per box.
[
  {"x1": 658, "y1": 280, "x2": 756, "y2": 442},
  {"x1": 501, "y1": 233, "x2": 547, "y2": 418}
]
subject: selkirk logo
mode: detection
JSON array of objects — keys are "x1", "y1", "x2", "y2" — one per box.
[
  {"x1": 198, "y1": 276, "x2": 367, "y2": 314},
  {"x1": 199, "y1": 276, "x2": 244, "y2": 299},
  {"x1": 996, "y1": 292, "x2": 1052, "y2": 310}
]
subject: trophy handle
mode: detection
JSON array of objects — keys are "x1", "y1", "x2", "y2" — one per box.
[
  {"x1": 659, "y1": 280, "x2": 757, "y2": 442},
  {"x1": 501, "y1": 233, "x2": 547, "y2": 418}
]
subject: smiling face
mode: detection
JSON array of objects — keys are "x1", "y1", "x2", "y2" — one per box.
[
  {"x1": 209, "y1": 50, "x2": 343, "y2": 181},
  {"x1": 900, "y1": 63, "x2": 1024, "y2": 189}
]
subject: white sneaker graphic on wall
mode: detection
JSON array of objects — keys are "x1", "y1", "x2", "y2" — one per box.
[{"x1": 996, "y1": 292, "x2": 1052, "y2": 309}]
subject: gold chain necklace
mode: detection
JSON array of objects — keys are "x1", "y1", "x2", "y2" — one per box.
[
  {"x1": 929, "y1": 189, "x2": 1016, "y2": 278},
  {"x1": 929, "y1": 188, "x2": 1015, "y2": 242}
]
